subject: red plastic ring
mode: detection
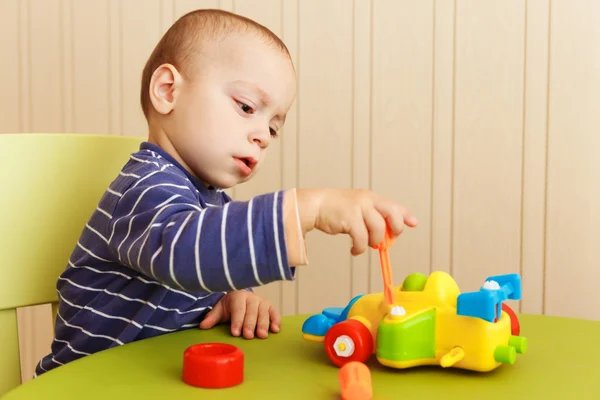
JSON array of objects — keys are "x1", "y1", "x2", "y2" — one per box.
[{"x1": 182, "y1": 343, "x2": 244, "y2": 388}]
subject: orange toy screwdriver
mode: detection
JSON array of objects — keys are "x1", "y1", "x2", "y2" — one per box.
[{"x1": 370, "y1": 226, "x2": 395, "y2": 306}]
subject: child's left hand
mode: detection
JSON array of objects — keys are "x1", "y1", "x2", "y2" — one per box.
[{"x1": 199, "y1": 290, "x2": 281, "y2": 339}]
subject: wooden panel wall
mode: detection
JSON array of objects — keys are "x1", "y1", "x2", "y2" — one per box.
[{"x1": 1, "y1": 0, "x2": 599, "y2": 383}]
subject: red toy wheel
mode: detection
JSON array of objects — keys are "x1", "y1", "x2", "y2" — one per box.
[
  {"x1": 502, "y1": 303, "x2": 520, "y2": 336},
  {"x1": 324, "y1": 319, "x2": 373, "y2": 367}
]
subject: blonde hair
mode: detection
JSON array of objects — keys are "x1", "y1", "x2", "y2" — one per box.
[{"x1": 140, "y1": 9, "x2": 290, "y2": 120}]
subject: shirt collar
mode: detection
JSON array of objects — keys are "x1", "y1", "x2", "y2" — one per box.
[{"x1": 139, "y1": 142, "x2": 222, "y2": 200}]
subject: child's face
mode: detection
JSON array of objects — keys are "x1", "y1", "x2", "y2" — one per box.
[{"x1": 160, "y1": 33, "x2": 296, "y2": 189}]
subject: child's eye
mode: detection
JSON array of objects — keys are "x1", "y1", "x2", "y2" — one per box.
[
  {"x1": 270, "y1": 128, "x2": 279, "y2": 138},
  {"x1": 237, "y1": 101, "x2": 254, "y2": 114}
]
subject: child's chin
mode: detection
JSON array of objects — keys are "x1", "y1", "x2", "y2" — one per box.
[{"x1": 213, "y1": 176, "x2": 238, "y2": 189}]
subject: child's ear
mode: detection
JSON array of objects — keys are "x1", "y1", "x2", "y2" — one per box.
[{"x1": 149, "y1": 63, "x2": 182, "y2": 115}]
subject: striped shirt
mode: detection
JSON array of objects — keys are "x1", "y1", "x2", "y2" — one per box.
[{"x1": 35, "y1": 142, "x2": 295, "y2": 377}]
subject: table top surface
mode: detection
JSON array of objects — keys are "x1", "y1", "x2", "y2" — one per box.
[{"x1": 4, "y1": 313, "x2": 600, "y2": 399}]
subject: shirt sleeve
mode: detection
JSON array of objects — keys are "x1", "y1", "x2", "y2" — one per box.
[{"x1": 106, "y1": 171, "x2": 294, "y2": 293}]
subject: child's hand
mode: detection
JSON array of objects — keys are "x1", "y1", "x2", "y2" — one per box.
[
  {"x1": 295, "y1": 188, "x2": 418, "y2": 255},
  {"x1": 199, "y1": 290, "x2": 280, "y2": 339}
]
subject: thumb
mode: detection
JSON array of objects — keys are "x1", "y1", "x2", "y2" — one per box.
[{"x1": 199, "y1": 300, "x2": 224, "y2": 329}]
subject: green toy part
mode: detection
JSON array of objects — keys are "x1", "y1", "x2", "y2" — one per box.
[
  {"x1": 376, "y1": 309, "x2": 436, "y2": 362},
  {"x1": 401, "y1": 273, "x2": 428, "y2": 291}
]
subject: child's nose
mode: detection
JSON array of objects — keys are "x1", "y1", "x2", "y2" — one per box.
[{"x1": 249, "y1": 128, "x2": 271, "y2": 149}]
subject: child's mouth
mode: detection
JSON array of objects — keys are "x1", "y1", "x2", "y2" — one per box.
[{"x1": 234, "y1": 157, "x2": 256, "y2": 176}]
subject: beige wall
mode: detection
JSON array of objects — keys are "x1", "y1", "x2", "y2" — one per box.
[{"x1": 2, "y1": 0, "x2": 599, "y2": 383}]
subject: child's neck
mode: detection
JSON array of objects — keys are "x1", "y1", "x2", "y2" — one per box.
[{"x1": 147, "y1": 122, "x2": 213, "y2": 189}]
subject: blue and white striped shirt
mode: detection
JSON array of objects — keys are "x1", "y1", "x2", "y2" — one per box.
[{"x1": 35, "y1": 142, "x2": 294, "y2": 377}]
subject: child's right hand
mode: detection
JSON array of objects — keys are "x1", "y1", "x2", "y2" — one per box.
[{"x1": 294, "y1": 188, "x2": 418, "y2": 256}]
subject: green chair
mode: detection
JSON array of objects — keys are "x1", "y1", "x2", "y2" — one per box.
[{"x1": 0, "y1": 133, "x2": 144, "y2": 396}]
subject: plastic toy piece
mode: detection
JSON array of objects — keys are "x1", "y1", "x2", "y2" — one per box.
[
  {"x1": 301, "y1": 269, "x2": 527, "y2": 373},
  {"x1": 402, "y1": 272, "x2": 428, "y2": 291},
  {"x1": 324, "y1": 319, "x2": 373, "y2": 367},
  {"x1": 456, "y1": 273, "x2": 522, "y2": 322},
  {"x1": 370, "y1": 227, "x2": 396, "y2": 306},
  {"x1": 339, "y1": 361, "x2": 372, "y2": 400},
  {"x1": 440, "y1": 347, "x2": 465, "y2": 368},
  {"x1": 182, "y1": 343, "x2": 244, "y2": 388},
  {"x1": 502, "y1": 302, "x2": 521, "y2": 336},
  {"x1": 302, "y1": 295, "x2": 363, "y2": 341}
]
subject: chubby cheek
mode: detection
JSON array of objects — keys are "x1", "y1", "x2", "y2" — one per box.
[
  {"x1": 172, "y1": 98, "x2": 204, "y2": 136},
  {"x1": 201, "y1": 102, "x2": 241, "y2": 137},
  {"x1": 178, "y1": 87, "x2": 223, "y2": 130}
]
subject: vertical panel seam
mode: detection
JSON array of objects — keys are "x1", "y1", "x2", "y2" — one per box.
[
  {"x1": 542, "y1": 0, "x2": 553, "y2": 316},
  {"x1": 429, "y1": 0, "x2": 436, "y2": 275},
  {"x1": 107, "y1": 0, "x2": 112, "y2": 135},
  {"x1": 17, "y1": 0, "x2": 23, "y2": 132},
  {"x1": 350, "y1": 0, "x2": 355, "y2": 300},
  {"x1": 276, "y1": 0, "x2": 284, "y2": 315},
  {"x1": 279, "y1": 0, "x2": 284, "y2": 195},
  {"x1": 294, "y1": 0, "x2": 300, "y2": 315},
  {"x1": 449, "y1": 0, "x2": 457, "y2": 277},
  {"x1": 225, "y1": 0, "x2": 234, "y2": 195},
  {"x1": 160, "y1": 0, "x2": 164, "y2": 33},
  {"x1": 119, "y1": 0, "x2": 124, "y2": 135},
  {"x1": 17, "y1": 0, "x2": 30, "y2": 132},
  {"x1": 59, "y1": 0, "x2": 65, "y2": 132},
  {"x1": 366, "y1": 0, "x2": 372, "y2": 294},
  {"x1": 368, "y1": 0, "x2": 374, "y2": 292},
  {"x1": 70, "y1": 0, "x2": 75, "y2": 131},
  {"x1": 519, "y1": 0, "x2": 529, "y2": 313},
  {"x1": 26, "y1": 0, "x2": 32, "y2": 132},
  {"x1": 12, "y1": 310, "x2": 23, "y2": 386}
]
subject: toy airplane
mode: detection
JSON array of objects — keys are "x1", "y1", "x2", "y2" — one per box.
[{"x1": 301, "y1": 229, "x2": 527, "y2": 372}]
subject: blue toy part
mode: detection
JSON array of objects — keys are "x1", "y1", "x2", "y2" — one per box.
[
  {"x1": 456, "y1": 273, "x2": 522, "y2": 322},
  {"x1": 486, "y1": 273, "x2": 522, "y2": 300},
  {"x1": 302, "y1": 314, "x2": 336, "y2": 337},
  {"x1": 302, "y1": 294, "x2": 363, "y2": 338},
  {"x1": 323, "y1": 307, "x2": 345, "y2": 320}
]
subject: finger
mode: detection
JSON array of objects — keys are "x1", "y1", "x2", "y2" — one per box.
[
  {"x1": 269, "y1": 305, "x2": 282, "y2": 334},
  {"x1": 377, "y1": 202, "x2": 405, "y2": 237},
  {"x1": 242, "y1": 296, "x2": 260, "y2": 339},
  {"x1": 362, "y1": 206, "x2": 386, "y2": 248},
  {"x1": 199, "y1": 300, "x2": 223, "y2": 329},
  {"x1": 406, "y1": 214, "x2": 419, "y2": 227},
  {"x1": 256, "y1": 301, "x2": 272, "y2": 339},
  {"x1": 375, "y1": 201, "x2": 416, "y2": 237},
  {"x1": 229, "y1": 293, "x2": 247, "y2": 337},
  {"x1": 348, "y1": 216, "x2": 369, "y2": 256}
]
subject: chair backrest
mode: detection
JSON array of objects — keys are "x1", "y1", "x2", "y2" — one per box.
[{"x1": 0, "y1": 133, "x2": 144, "y2": 395}]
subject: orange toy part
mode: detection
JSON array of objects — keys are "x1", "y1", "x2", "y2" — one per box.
[
  {"x1": 370, "y1": 227, "x2": 395, "y2": 306},
  {"x1": 339, "y1": 361, "x2": 372, "y2": 400}
]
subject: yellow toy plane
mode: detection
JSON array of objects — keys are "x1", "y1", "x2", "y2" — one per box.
[{"x1": 301, "y1": 230, "x2": 526, "y2": 372}]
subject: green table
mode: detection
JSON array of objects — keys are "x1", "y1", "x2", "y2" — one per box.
[{"x1": 3, "y1": 314, "x2": 600, "y2": 399}]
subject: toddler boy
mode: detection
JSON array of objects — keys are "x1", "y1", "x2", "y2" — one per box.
[{"x1": 35, "y1": 9, "x2": 417, "y2": 377}]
